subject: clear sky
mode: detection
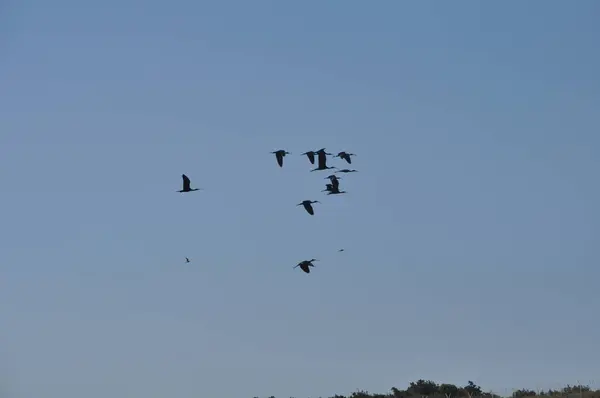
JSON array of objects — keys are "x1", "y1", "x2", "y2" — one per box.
[{"x1": 1, "y1": 1, "x2": 599, "y2": 397}]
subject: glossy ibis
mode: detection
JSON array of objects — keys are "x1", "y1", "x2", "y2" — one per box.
[
  {"x1": 326, "y1": 184, "x2": 346, "y2": 195},
  {"x1": 301, "y1": 151, "x2": 316, "y2": 164},
  {"x1": 178, "y1": 174, "x2": 201, "y2": 193},
  {"x1": 334, "y1": 151, "x2": 356, "y2": 164},
  {"x1": 297, "y1": 200, "x2": 320, "y2": 215},
  {"x1": 293, "y1": 259, "x2": 318, "y2": 274},
  {"x1": 325, "y1": 174, "x2": 340, "y2": 191},
  {"x1": 311, "y1": 150, "x2": 337, "y2": 172},
  {"x1": 271, "y1": 149, "x2": 290, "y2": 167}
]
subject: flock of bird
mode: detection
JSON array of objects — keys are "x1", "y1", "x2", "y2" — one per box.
[{"x1": 176, "y1": 148, "x2": 358, "y2": 275}]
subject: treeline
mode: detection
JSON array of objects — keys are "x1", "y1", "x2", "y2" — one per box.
[{"x1": 255, "y1": 379, "x2": 600, "y2": 398}]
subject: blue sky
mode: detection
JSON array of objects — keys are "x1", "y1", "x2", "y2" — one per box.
[{"x1": 1, "y1": 1, "x2": 599, "y2": 397}]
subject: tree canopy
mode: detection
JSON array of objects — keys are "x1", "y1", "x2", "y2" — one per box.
[{"x1": 253, "y1": 380, "x2": 599, "y2": 398}]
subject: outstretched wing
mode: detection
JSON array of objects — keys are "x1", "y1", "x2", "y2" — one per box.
[
  {"x1": 317, "y1": 151, "x2": 327, "y2": 168},
  {"x1": 344, "y1": 154, "x2": 352, "y2": 164},
  {"x1": 182, "y1": 174, "x2": 191, "y2": 190},
  {"x1": 276, "y1": 152, "x2": 283, "y2": 167},
  {"x1": 307, "y1": 152, "x2": 315, "y2": 164},
  {"x1": 304, "y1": 203, "x2": 314, "y2": 215}
]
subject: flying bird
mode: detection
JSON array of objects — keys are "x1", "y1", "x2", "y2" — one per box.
[
  {"x1": 334, "y1": 151, "x2": 356, "y2": 164},
  {"x1": 338, "y1": 249, "x2": 344, "y2": 252},
  {"x1": 185, "y1": 257, "x2": 190, "y2": 263},
  {"x1": 325, "y1": 174, "x2": 341, "y2": 191},
  {"x1": 336, "y1": 169, "x2": 358, "y2": 174},
  {"x1": 178, "y1": 174, "x2": 201, "y2": 193},
  {"x1": 311, "y1": 150, "x2": 337, "y2": 172},
  {"x1": 326, "y1": 184, "x2": 346, "y2": 195},
  {"x1": 297, "y1": 200, "x2": 320, "y2": 215},
  {"x1": 271, "y1": 149, "x2": 290, "y2": 167},
  {"x1": 293, "y1": 259, "x2": 318, "y2": 274},
  {"x1": 301, "y1": 151, "x2": 316, "y2": 164}
]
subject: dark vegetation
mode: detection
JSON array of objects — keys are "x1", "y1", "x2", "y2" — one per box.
[{"x1": 254, "y1": 380, "x2": 600, "y2": 398}]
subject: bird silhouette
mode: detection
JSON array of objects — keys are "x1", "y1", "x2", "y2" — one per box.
[
  {"x1": 311, "y1": 151, "x2": 337, "y2": 172},
  {"x1": 293, "y1": 259, "x2": 318, "y2": 274},
  {"x1": 334, "y1": 151, "x2": 356, "y2": 164},
  {"x1": 296, "y1": 200, "x2": 320, "y2": 215},
  {"x1": 335, "y1": 169, "x2": 358, "y2": 174},
  {"x1": 301, "y1": 151, "x2": 316, "y2": 164},
  {"x1": 271, "y1": 149, "x2": 290, "y2": 167},
  {"x1": 178, "y1": 174, "x2": 201, "y2": 193},
  {"x1": 338, "y1": 249, "x2": 344, "y2": 252},
  {"x1": 185, "y1": 257, "x2": 190, "y2": 263},
  {"x1": 325, "y1": 174, "x2": 341, "y2": 191},
  {"x1": 326, "y1": 184, "x2": 346, "y2": 195}
]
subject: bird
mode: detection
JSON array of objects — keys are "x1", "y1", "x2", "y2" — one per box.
[
  {"x1": 326, "y1": 184, "x2": 346, "y2": 195},
  {"x1": 293, "y1": 259, "x2": 318, "y2": 274},
  {"x1": 271, "y1": 149, "x2": 290, "y2": 167},
  {"x1": 178, "y1": 174, "x2": 201, "y2": 193},
  {"x1": 301, "y1": 151, "x2": 316, "y2": 164},
  {"x1": 296, "y1": 200, "x2": 320, "y2": 215},
  {"x1": 334, "y1": 151, "x2": 356, "y2": 164},
  {"x1": 325, "y1": 174, "x2": 341, "y2": 191},
  {"x1": 311, "y1": 150, "x2": 337, "y2": 172},
  {"x1": 338, "y1": 249, "x2": 344, "y2": 252},
  {"x1": 185, "y1": 257, "x2": 190, "y2": 263},
  {"x1": 336, "y1": 169, "x2": 358, "y2": 174},
  {"x1": 322, "y1": 183, "x2": 334, "y2": 193}
]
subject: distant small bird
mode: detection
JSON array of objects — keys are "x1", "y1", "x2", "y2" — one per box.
[
  {"x1": 311, "y1": 150, "x2": 337, "y2": 172},
  {"x1": 297, "y1": 200, "x2": 320, "y2": 215},
  {"x1": 178, "y1": 174, "x2": 201, "y2": 193},
  {"x1": 338, "y1": 249, "x2": 344, "y2": 252},
  {"x1": 326, "y1": 184, "x2": 346, "y2": 195},
  {"x1": 322, "y1": 183, "x2": 334, "y2": 193},
  {"x1": 301, "y1": 151, "x2": 316, "y2": 164},
  {"x1": 293, "y1": 259, "x2": 318, "y2": 274},
  {"x1": 312, "y1": 164, "x2": 337, "y2": 172},
  {"x1": 336, "y1": 169, "x2": 358, "y2": 174},
  {"x1": 334, "y1": 151, "x2": 356, "y2": 164},
  {"x1": 325, "y1": 174, "x2": 341, "y2": 191},
  {"x1": 185, "y1": 257, "x2": 190, "y2": 263},
  {"x1": 271, "y1": 149, "x2": 290, "y2": 167}
]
